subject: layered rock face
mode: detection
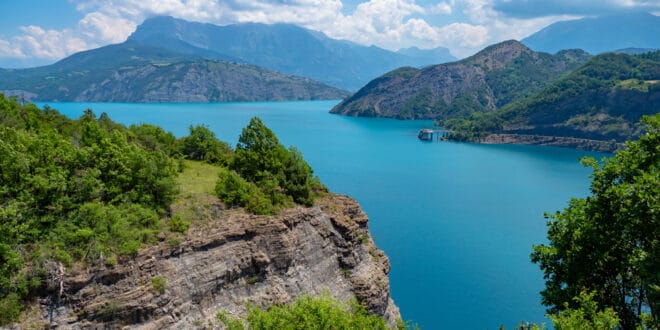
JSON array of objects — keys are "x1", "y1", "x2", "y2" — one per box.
[{"x1": 26, "y1": 195, "x2": 400, "y2": 329}]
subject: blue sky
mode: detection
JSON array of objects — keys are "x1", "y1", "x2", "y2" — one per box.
[{"x1": 1, "y1": 0, "x2": 659, "y2": 68}]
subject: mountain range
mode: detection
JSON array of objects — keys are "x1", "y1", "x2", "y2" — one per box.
[
  {"x1": 330, "y1": 40, "x2": 590, "y2": 119},
  {"x1": 127, "y1": 16, "x2": 456, "y2": 91},
  {"x1": 0, "y1": 16, "x2": 458, "y2": 102},
  {"x1": 0, "y1": 41, "x2": 348, "y2": 102},
  {"x1": 522, "y1": 12, "x2": 660, "y2": 54}
]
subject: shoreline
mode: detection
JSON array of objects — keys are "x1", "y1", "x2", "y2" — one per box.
[{"x1": 479, "y1": 133, "x2": 625, "y2": 153}]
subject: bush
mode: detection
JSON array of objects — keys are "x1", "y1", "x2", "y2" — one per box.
[
  {"x1": 0, "y1": 293, "x2": 22, "y2": 325},
  {"x1": 151, "y1": 276, "x2": 167, "y2": 294},
  {"x1": 246, "y1": 293, "x2": 389, "y2": 330},
  {"x1": 215, "y1": 168, "x2": 275, "y2": 215},
  {"x1": 168, "y1": 214, "x2": 190, "y2": 233}
]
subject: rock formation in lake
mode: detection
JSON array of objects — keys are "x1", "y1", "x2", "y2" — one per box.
[{"x1": 18, "y1": 195, "x2": 400, "y2": 329}]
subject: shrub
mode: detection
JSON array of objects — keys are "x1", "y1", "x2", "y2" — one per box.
[{"x1": 151, "y1": 275, "x2": 167, "y2": 294}]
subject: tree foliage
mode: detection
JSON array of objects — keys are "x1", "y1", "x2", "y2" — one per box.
[
  {"x1": 0, "y1": 96, "x2": 328, "y2": 324},
  {"x1": 244, "y1": 294, "x2": 390, "y2": 330},
  {"x1": 218, "y1": 117, "x2": 324, "y2": 214},
  {"x1": 0, "y1": 95, "x2": 179, "y2": 324},
  {"x1": 531, "y1": 114, "x2": 659, "y2": 329},
  {"x1": 178, "y1": 124, "x2": 232, "y2": 165}
]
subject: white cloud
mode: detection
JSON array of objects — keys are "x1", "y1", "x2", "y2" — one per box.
[
  {"x1": 430, "y1": 1, "x2": 454, "y2": 15},
  {"x1": 1, "y1": 0, "x2": 657, "y2": 65},
  {"x1": 79, "y1": 12, "x2": 137, "y2": 43},
  {"x1": 2, "y1": 26, "x2": 90, "y2": 60}
]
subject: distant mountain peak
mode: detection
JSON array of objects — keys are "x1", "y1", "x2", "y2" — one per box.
[
  {"x1": 127, "y1": 16, "x2": 457, "y2": 90},
  {"x1": 522, "y1": 12, "x2": 660, "y2": 54},
  {"x1": 462, "y1": 40, "x2": 531, "y2": 69}
]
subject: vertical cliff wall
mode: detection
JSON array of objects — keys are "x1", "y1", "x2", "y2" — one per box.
[{"x1": 22, "y1": 195, "x2": 400, "y2": 329}]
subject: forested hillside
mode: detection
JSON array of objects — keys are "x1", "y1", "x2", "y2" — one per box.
[{"x1": 445, "y1": 51, "x2": 660, "y2": 145}]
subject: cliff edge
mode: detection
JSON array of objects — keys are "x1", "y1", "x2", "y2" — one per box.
[{"x1": 19, "y1": 195, "x2": 400, "y2": 329}]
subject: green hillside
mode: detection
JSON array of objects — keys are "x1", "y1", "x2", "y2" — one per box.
[{"x1": 445, "y1": 51, "x2": 660, "y2": 143}]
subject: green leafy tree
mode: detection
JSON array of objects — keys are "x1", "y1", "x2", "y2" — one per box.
[
  {"x1": 231, "y1": 117, "x2": 288, "y2": 183},
  {"x1": 531, "y1": 114, "x2": 659, "y2": 329},
  {"x1": 224, "y1": 117, "x2": 322, "y2": 213},
  {"x1": 549, "y1": 291, "x2": 620, "y2": 330},
  {"x1": 179, "y1": 125, "x2": 232, "y2": 165}
]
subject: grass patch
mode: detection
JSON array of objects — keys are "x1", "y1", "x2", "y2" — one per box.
[
  {"x1": 170, "y1": 160, "x2": 224, "y2": 226},
  {"x1": 177, "y1": 160, "x2": 222, "y2": 196}
]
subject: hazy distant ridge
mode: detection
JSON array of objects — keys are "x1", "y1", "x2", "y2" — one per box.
[
  {"x1": 128, "y1": 16, "x2": 456, "y2": 91},
  {"x1": 522, "y1": 12, "x2": 660, "y2": 54}
]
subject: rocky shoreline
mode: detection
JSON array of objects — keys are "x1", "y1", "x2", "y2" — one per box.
[{"x1": 480, "y1": 133, "x2": 625, "y2": 153}]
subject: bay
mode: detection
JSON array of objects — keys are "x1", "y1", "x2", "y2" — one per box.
[{"x1": 39, "y1": 100, "x2": 603, "y2": 329}]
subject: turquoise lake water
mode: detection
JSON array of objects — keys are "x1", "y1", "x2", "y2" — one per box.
[{"x1": 39, "y1": 100, "x2": 604, "y2": 329}]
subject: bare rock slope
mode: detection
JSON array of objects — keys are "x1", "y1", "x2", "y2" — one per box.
[{"x1": 26, "y1": 195, "x2": 400, "y2": 329}]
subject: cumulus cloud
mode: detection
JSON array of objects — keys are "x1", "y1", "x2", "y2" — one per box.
[
  {"x1": 0, "y1": 26, "x2": 90, "y2": 60},
  {"x1": 430, "y1": 1, "x2": 454, "y2": 15},
  {"x1": 1, "y1": 0, "x2": 658, "y2": 65}
]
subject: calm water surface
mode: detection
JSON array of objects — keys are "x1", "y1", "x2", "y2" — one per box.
[{"x1": 40, "y1": 100, "x2": 604, "y2": 329}]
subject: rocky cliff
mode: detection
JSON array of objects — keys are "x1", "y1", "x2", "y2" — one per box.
[{"x1": 17, "y1": 195, "x2": 400, "y2": 329}]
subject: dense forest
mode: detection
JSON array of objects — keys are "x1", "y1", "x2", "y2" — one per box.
[
  {"x1": 444, "y1": 51, "x2": 660, "y2": 143},
  {"x1": 0, "y1": 93, "x2": 325, "y2": 324}
]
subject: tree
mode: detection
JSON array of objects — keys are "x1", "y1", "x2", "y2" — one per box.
[
  {"x1": 179, "y1": 125, "x2": 232, "y2": 165},
  {"x1": 232, "y1": 117, "x2": 288, "y2": 183},
  {"x1": 531, "y1": 114, "x2": 659, "y2": 329},
  {"x1": 225, "y1": 117, "x2": 323, "y2": 212}
]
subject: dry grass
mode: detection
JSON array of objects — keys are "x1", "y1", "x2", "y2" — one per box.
[{"x1": 168, "y1": 160, "x2": 225, "y2": 230}]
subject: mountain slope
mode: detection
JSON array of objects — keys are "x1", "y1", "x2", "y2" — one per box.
[
  {"x1": 128, "y1": 16, "x2": 456, "y2": 90},
  {"x1": 0, "y1": 42, "x2": 348, "y2": 102},
  {"x1": 330, "y1": 40, "x2": 590, "y2": 119},
  {"x1": 522, "y1": 12, "x2": 660, "y2": 54},
  {"x1": 446, "y1": 51, "x2": 660, "y2": 147}
]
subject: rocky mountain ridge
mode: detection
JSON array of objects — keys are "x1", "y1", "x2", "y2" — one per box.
[
  {"x1": 331, "y1": 40, "x2": 589, "y2": 119},
  {"x1": 0, "y1": 42, "x2": 348, "y2": 102},
  {"x1": 128, "y1": 16, "x2": 456, "y2": 91},
  {"x1": 17, "y1": 195, "x2": 400, "y2": 329}
]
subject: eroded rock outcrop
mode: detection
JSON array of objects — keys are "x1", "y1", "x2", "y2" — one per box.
[{"x1": 24, "y1": 195, "x2": 400, "y2": 329}]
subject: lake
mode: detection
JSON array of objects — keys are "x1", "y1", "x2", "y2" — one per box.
[{"x1": 39, "y1": 100, "x2": 603, "y2": 329}]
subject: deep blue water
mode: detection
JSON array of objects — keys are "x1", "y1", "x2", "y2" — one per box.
[{"x1": 39, "y1": 100, "x2": 604, "y2": 329}]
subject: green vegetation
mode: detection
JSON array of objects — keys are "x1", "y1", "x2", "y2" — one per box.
[
  {"x1": 216, "y1": 117, "x2": 326, "y2": 215},
  {"x1": 0, "y1": 95, "x2": 325, "y2": 325},
  {"x1": 531, "y1": 114, "x2": 659, "y2": 329},
  {"x1": 216, "y1": 293, "x2": 401, "y2": 330},
  {"x1": 178, "y1": 124, "x2": 232, "y2": 165},
  {"x1": 0, "y1": 94, "x2": 179, "y2": 323},
  {"x1": 332, "y1": 41, "x2": 590, "y2": 120},
  {"x1": 549, "y1": 291, "x2": 620, "y2": 330},
  {"x1": 446, "y1": 51, "x2": 660, "y2": 143},
  {"x1": 151, "y1": 275, "x2": 167, "y2": 294}
]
